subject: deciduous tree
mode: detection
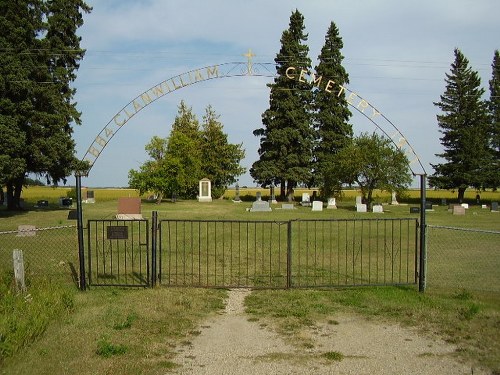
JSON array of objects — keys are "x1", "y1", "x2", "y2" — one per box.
[{"x1": 334, "y1": 132, "x2": 412, "y2": 209}]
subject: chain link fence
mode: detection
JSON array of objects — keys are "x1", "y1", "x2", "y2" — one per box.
[
  {"x1": 0, "y1": 225, "x2": 79, "y2": 286},
  {"x1": 426, "y1": 225, "x2": 500, "y2": 293}
]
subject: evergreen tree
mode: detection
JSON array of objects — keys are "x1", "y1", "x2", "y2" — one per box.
[
  {"x1": 313, "y1": 21, "x2": 353, "y2": 198},
  {"x1": 487, "y1": 50, "x2": 500, "y2": 189},
  {"x1": 429, "y1": 49, "x2": 491, "y2": 202},
  {"x1": 201, "y1": 105, "x2": 245, "y2": 198},
  {"x1": 251, "y1": 9, "x2": 314, "y2": 199},
  {"x1": 0, "y1": 0, "x2": 91, "y2": 210}
]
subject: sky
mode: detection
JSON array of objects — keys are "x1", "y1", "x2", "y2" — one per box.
[{"x1": 71, "y1": 0, "x2": 500, "y2": 188}]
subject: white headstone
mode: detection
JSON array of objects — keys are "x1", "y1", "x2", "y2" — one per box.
[
  {"x1": 461, "y1": 203, "x2": 469, "y2": 209},
  {"x1": 312, "y1": 201, "x2": 323, "y2": 211},
  {"x1": 355, "y1": 196, "x2": 363, "y2": 205},
  {"x1": 327, "y1": 197, "x2": 337, "y2": 209},
  {"x1": 356, "y1": 203, "x2": 367, "y2": 213},
  {"x1": 250, "y1": 200, "x2": 272, "y2": 212},
  {"x1": 391, "y1": 192, "x2": 399, "y2": 205},
  {"x1": 453, "y1": 205, "x2": 466, "y2": 215},
  {"x1": 198, "y1": 178, "x2": 212, "y2": 202},
  {"x1": 301, "y1": 193, "x2": 311, "y2": 206},
  {"x1": 281, "y1": 203, "x2": 295, "y2": 210},
  {"x1": 372, "y1": 204, "x2": 384, "y2": 213}
]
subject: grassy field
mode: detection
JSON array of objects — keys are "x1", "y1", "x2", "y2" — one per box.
[{"x1": 1, "y1": 187, "x2": 499, "y2": 374}]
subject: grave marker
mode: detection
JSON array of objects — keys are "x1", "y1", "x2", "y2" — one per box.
[
  {"x1": 453, "y1": 205, "x2": 466, "y2": 215},
  {"x1": 300, "y1": 193, "x2": 311, "y2": 207},
  {"x1": 312, "y1": 201, "x2": 323, "y2": 211},
  {"x1": 492, "y1": 202, "x2": 499, "y2": 212},
  {"x1": 116, "y1": 197, "x2": 143, "y2": 219},
  {"x1": 372, "y1": 204, "x2": 384, "y2": 213},
  {"x1": 326, "y1": 197, "x2": 337, "y2": 209},
  {"x1": 198, "y1": 178, "x2": 212, "y2": 202},
  {"x1": 16, "y1": 225, "x2": 36, "y2": 237},
  {"x1": 356, "y1": 203, "x2": 367, "y2": 213}
]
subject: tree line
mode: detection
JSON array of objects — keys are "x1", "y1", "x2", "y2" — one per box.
[
  {"x1": 251, "y1": 10, "x2": 499, "y2": 204},
  {"x1": 1, "y1": 6, "x2": 498, "y2": 210}
]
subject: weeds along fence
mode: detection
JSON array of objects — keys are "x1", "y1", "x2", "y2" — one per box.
[
  {"x1": 426, "y1": 225, "x2": 500, "y2": 293},
  {"x1": 0, "y1": 225, "x2": 79, "y2": 286}
]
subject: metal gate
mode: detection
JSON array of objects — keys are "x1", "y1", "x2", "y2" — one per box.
[
  {"x1": 85, "y1": 217, "x2": 418, "y2": 289},
  {"x1": 87, "y1": 219, "x2": 150, "y2": 287},
  {"x1": 157, "y1": 218, "x2": 419, "y2": 289}
]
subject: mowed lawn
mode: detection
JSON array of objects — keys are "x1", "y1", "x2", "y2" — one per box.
[{"x1": 1, "y1": 187, "x2": 499, "y2": 374}]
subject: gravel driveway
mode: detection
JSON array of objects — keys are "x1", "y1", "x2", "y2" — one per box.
[{"x1": 173, "y1": 289, "x2": 488, "y2": 374}]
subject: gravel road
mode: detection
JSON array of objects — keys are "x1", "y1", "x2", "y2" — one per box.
[{"x1": 173, "y1": 289, "x2": 488, "y2": 375}]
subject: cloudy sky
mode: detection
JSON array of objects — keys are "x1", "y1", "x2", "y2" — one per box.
[{"x1": 72, "y1": 0, "x2": 499, "y2": 188}]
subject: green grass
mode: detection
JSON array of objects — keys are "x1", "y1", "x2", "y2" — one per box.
[
  {"x1": 1, "y1": 287, "x2": 226, "y2": 375},
  {"x1": 1, "y1": 190, "x2": 499, "y2": 373},
  {"x1": 244, "y1": 286, "x2": 500, "y2": 372}
]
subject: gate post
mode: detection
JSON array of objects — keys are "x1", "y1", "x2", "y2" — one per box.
[
  {"x1": 418, "y1": 174, "x2": 427, "y2": 292},
  {"x1": 287, "y1": 220, "x2": 292, "y2": 289},
  {"x1": 151, "y1": 211, "x2": 158, "y2": 287},
  {"x1": 76, "y1": 173, "x2": 86, "y2": 291}
]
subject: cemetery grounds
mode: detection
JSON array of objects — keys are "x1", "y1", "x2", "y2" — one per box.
[{"x1": 0, "y1": 186, "x2": 499, "y2": 374}]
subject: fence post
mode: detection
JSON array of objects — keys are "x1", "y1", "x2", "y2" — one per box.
[
  {"x1": 418, "y1": 174, "x2": 427, "y2": 292},
  {"x1": 287, "y1": 220, "x2": 292, "y2": 289},
  {"x1": 151, "y1": 211, "x2": 158, "y2": 287},
  {"x1": 76, "y1": 173, "x2": 86, "y2": 291},
  {"x1": 13, "y1": 249, "x2": 26, "y2": 292}
]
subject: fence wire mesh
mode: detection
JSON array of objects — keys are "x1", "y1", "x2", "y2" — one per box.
[
  {"x1": 426, "y1": 225, "x2": 500, "y2": 293},
  {"x1": 0, "y1": 225, "x2": 79, "y2": 286}
]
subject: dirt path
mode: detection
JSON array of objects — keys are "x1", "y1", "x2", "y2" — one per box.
[{"x1": 173, "y1": 289, "x2": 487, "y2": 375}]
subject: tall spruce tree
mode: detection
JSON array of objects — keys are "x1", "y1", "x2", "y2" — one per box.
[
  {"x1": 313, "y1": 21, "x2": 353, "y2": 198},
  {"x1": 0, "y1": 0, "x2": 91, "y2": 210},
  {"x1": 250, "y1": 9, "x2": 314, "y2": 199},
  {"x1": 487, "y1": 50, "x2": 500, "y2": 189},
  {"x1": 430, "y1": 49, "x2": 491, "y2": 202}
]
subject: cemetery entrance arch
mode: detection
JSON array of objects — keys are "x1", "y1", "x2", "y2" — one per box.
[{"x1": 77, "y1": 56, "x2": 428, "y2": 291}]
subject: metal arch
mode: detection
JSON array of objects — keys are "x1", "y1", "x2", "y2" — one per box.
[{"x1": 80, "y1": 60, "x2": 426, "y2": 175}]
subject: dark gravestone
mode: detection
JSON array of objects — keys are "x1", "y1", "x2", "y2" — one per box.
[
  {"x1": 425, "y1": 202, "x2": 433, "y2": 211},
  {"x1": 36, "y1": 200, "x2": 49, "y2": 207},
  {"x1": 410, "y1": 207, "x2": 420, "y2": 214},
  {"x1": 492, "y1": 202, "x2": 499, "y2": 212},
  {"x1": 60, "y1": 198, "x2": 72, "y2": 207}
]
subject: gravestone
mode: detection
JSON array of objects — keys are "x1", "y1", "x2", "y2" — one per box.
[
  {"x1": 453, "y1": 205, "x2": 466, "y2": 215},
  {"x1": 198, "y1": 178, "x2": 212, "y2": 202},
  {"x1": 355, "y1": 196, "x2": 363, "y2": 206},
  {"x1": 326, "y1": 197, "x2": 337, "y2": 209},
  {"x1": 269, "y1": 184, "x2": 277, "y2": 204},
  {"x1": 356, "y1": 203, "x2": 367, "y2": 213},
  {"x1": 301, "y1": 193, "x2": 311, "y2": 206},
  {"x1": 85, "y1": 190, "x2": 95, "y2": 203},
  {"x1": 233, "y1": 183, "x2": 241, "y2": 203},
  {"x1": 492, "y1": 202, "x2": 499, "y2": 212},
  {"x1": 36, "y1": 200, "x2": 49, "y2": 208},
  {"x1": 441, "y1": 198, "x2": 447, "y2": 206},
  {"x1": 256, "y1": 191, "x2": 262, "y2": 201},
  {"x1": 311, "y1": 201, "x2": 323, "y2": 211},
  {"x1": 16, "y1": 225, "x2": 36, "y2": 237},
  {"x1": 410, "y1": 207, "x2": 420, "y2": 214},
  {"x1": 425, "y1": 202, "x2": 433, "y2": 211},
  {"x1": 59, "y1": 197, "x2": 72, "y2": 207},
  {"x1": 391, "y1": 192, "x2": 399, "y2": 205},
  {"x1": 250, "y1": 199, "x2": 272, "y2": 212},
  {"x1": 460, "y1": 203, "x2": 469, "y2": 209},
  {"x1": 281, "y1": 203, "x2": 295, "y2": 210},
  {"x1": 372, "y1": 204, "x2": 384, "y2": 213},
  {"x1": 116, "y1": 197, "x2": 143, "y2": 219}
]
